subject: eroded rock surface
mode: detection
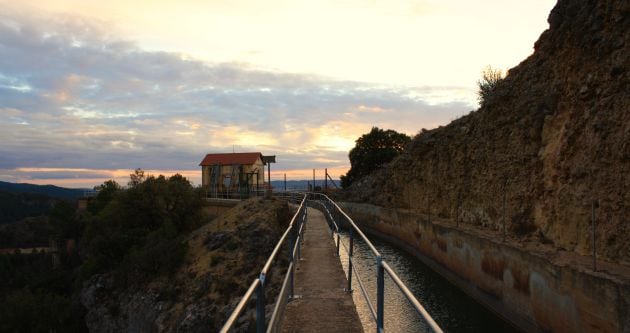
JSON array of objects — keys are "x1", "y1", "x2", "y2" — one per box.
[{"x1": 345, "y1": 0, "x2": 629, "y2": 264}]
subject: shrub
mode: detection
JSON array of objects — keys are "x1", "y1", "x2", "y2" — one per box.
[{"x1": 477, "y1": 65, "x2": 504, "y2": 105}]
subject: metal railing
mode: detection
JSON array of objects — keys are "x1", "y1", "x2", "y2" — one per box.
[
  {"x1": 220, "y1": 192, "x2": 443, "y2": 333},
  {"x1": 204, "y1": 184, "x2": 269, "y2": 200},
  {"x1": 219, "y1": 194, "x2": 307, "y2": 333},
  {"x1": 311, "y1": 193, "x2": 444, "y2": 333}
]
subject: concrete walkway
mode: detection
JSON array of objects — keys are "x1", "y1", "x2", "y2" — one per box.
[{"x1": 281, "y1": 207, "x2": 364, "y2": 333}]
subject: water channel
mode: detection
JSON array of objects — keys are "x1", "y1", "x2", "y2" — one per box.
[{"x1": 336, "y1": 231, "x2": 520, "y2": 332}]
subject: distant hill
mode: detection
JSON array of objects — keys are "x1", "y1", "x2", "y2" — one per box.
[
  {"x1": 0, "y1": 181, "x2": 86, "y2": 200},
  {"x1": 0, "y1": 190, "x2": 57, "y2": 224},
  {"x1": 0, "y1": 181, "x2": 86, "y2": 224}
]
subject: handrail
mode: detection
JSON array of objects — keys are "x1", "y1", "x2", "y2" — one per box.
[
  {"x1": 318, "y1": 196, "x2": 380, "y2": 257},
  {"x1": 261, "y1": 217, "x2": 294, "y2": 275},
  {"x1": 311, "y1": 192, "x2": 444, "y2": 333},
  {"x1": 351, "y1": 256, "x2": 377, "y2": 322},
  {"x1": 220, "y1": 192, "x2": 443, "y2": 333},
  {"x1": 220, "y1": 194, "x2": 308, "y2": 333},
  {"x1": 382, "y1": 262, "x2": 443, "y2": 333},
  {"x1": 219, "y1": 279, "x2": 260, "y2": 332}
]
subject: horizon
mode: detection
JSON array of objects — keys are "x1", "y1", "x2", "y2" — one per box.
[
  {"x1": 2, "y1": 174, "x2": 341, "y2": 189},
  {"x1": 0, "y1": 0, "x2": 556, "y2": 188}
]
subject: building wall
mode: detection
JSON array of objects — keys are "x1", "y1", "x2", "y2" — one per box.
[{"x1": 201, "y1": 158, "x2": 264, "y2": 188}]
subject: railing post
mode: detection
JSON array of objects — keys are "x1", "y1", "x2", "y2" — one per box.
[
  {"x1": 298, "y1": 206, "x2": 305, "y2": 260},
  {"x1": 376, "y1": 256, "x2": 384, "y2": 333},
  {"x1": 297, "y1": 217, "x2": 302, "y2": 261},
  {"x1": 256, "y1": 273, "x2": 266, "y2": 333},
  {"x1": 289, "y1": 226, "x2": 295, "y2": 299},
  {"x1": 347, "y1": 228, "x2": 354, "y2": 292}
]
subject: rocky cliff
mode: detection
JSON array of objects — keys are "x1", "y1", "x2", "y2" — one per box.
[
  {"x1": 80, "y1": 197, "x2": 291, "y2": 332},
  {"x1": 346, "y1": 0, "x2": 629, "y2": 264}
]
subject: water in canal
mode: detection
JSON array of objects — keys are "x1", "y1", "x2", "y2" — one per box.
[{"x1": 336, "y1": 232, "x2": 519, "y2": 333}]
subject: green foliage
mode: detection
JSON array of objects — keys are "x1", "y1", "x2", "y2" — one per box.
[
  {"x1": 477, "y1": 65, "x2": 504, "y2": 105},
  {"x1": 87, "y1": 180, "x2": 121, "y2": 215},
  {"x1": 0, "y1": 216, "x2": 51, "y2": 248},
  {"x1": 0, "y1": 252, "x2": 87, "y2": 332},
  {"x1": 116, "y1": 233, "x2": 187, "y2": 284},
  {"x1": 50, "y1": 200, "x2": 83, "y2": 242},
  {"x1": 0, "y1": 172, "x2": 206, "y2": 332},
  {"x1": 341, "y1": 127, "x2": 411, "y2": 188},
  {"x1": 0, "y1": 289, "x2": 86, "y2": 332},
  {"x1": 82, "y1": 173, "x2": 204, "y2": 283}
]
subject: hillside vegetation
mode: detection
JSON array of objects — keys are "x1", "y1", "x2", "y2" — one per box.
[
  {"x1": 81, "y1": 197, "x2": 291, "y2": 332},
  {"x1": 345, "y1": 0, "x2": 629, "y2": 264},
  {"x1": 0, "y1": 174, "x2": 207, "y2": 332},
  {"x1": 0, "y1": 171, "x2": 292, "y2": 332}
]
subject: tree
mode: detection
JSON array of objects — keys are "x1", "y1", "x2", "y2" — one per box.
[
  {"x1": 128, "y1": 168, "x2": 146, "y2": 187},
  {"x1": 341, "y1": 127, "x2": 410, "y2": 188},
  {"x1": 50, "y1": 200, "x2": 81, "y2": 241},
  {"x1": 81, "y1": 172, "x2": 204, "y2": 281},
  {"x1": 87, "y1": 180, "x2": 121, "y2": 215},
  {"x1": 477, "y1": 65, "x2": 504, "y2": 105}
]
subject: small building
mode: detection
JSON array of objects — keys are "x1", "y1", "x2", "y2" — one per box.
[{"x1": 199, "y1": 152, "x2": 265, "y2": 197}]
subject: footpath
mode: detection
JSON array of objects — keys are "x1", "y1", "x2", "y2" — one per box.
[{"x1": 281, "y1": 207, "x2": 364, "y2": 333}]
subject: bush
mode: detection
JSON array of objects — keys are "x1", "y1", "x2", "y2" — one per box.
[{"x1": 477, "y1": 65, "x2": 504, "y2": 105}]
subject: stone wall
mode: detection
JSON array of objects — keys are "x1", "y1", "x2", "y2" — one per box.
[{"x1": 342, "y1": 202, "x2": 630, "y2": 333}]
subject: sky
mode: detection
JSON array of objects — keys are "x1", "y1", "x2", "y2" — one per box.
[{"x1": 0, "y1": 0, "x2": 556, "y2": 188}]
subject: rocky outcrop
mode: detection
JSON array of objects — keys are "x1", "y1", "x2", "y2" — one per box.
[
  {"x1": 80, "y1": 197, "x2": 291, "y2": 332},
  {"x1": 345, "y1": 0, "x2": 629, "y2": 264}
]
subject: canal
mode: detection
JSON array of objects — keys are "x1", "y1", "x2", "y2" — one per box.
[{"x1": 336, "y1": 231, "x2": 519, "y2": 332}]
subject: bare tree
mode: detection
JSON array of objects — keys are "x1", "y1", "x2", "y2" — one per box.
[{"x1": 129, "y1": 168, "x2": 146, "y2": 187}]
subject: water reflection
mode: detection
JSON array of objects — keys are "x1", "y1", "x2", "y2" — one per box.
[{"x1": 336, "y1": 232, "x2": 519, "y2": 333}]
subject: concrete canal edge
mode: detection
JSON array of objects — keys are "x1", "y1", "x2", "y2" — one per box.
[{"x1": 340, "y1": 202, "x2": 630, "y2": 333}]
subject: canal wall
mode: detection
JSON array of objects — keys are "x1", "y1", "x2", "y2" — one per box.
[{"x1": 341, "y1": 202, "x2": 630, "y2": 333}]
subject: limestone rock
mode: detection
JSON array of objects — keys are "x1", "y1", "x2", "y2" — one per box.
[{"x1": 345, "y1": 0, "x2": 629, "y2": 264}]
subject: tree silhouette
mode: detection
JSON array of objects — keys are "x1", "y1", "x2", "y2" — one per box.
[{"x1": 341, "y1": 127, "x2": 410, "y2": 188}]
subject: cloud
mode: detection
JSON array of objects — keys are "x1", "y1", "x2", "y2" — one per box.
[{"x1": 0, "y1": 6, "x2": 475, "y2": 186}]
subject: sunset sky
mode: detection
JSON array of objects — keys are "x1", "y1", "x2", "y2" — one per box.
[{"x1": 0, "y1": 0, "x2": 555, "y2": 188}]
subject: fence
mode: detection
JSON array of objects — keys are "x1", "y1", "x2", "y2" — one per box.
[
  {"x1": 311, "y1": 192, "x2": 443, "y2": 333},
  {"x1": 219, "y1": 193, "x2": 307, "y2": 333},
  {"x1": 220, "y1": 192, "x2": 443, "y2": 333},
  {"x1": 204, "y1": 184, "x2": 268, "y2": 200}
]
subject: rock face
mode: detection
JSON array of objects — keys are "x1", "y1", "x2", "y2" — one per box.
[
  {"x1": 80, "y1": 197, "x2": 291, "y2": 332},
  {"x1": 346, "y1": 0, "x2": 629, "y2": 264}
]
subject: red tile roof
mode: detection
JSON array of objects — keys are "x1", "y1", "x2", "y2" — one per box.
[{"x1": 199, "y1": 152, "x2": 263, "y2": 166}]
